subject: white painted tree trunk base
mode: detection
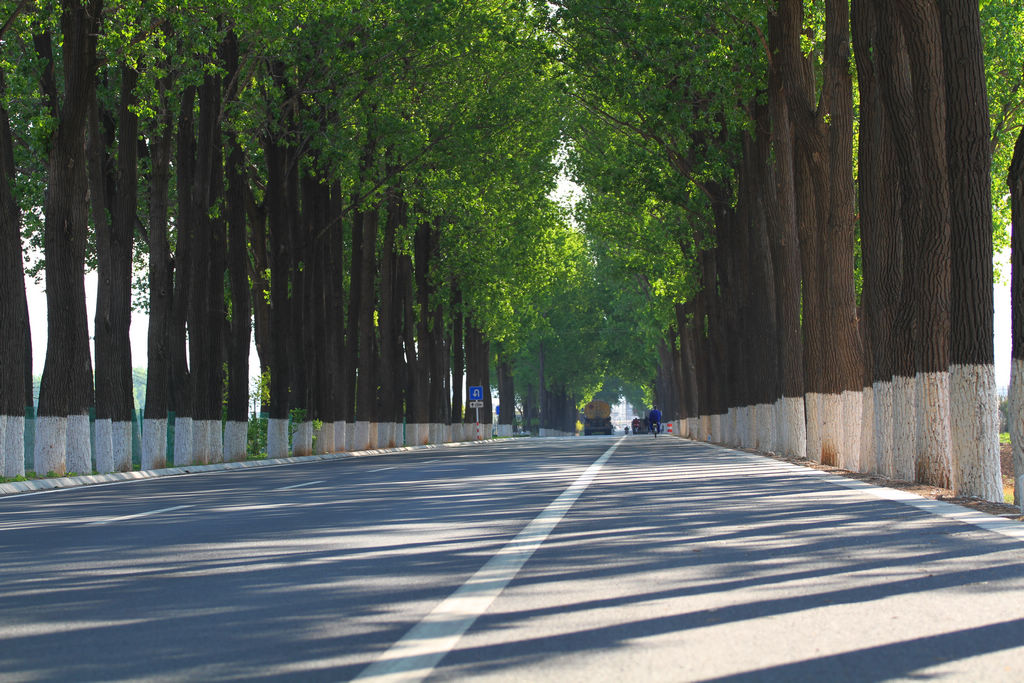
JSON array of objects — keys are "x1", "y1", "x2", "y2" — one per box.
[
  {"x1": 223, "y1": 421, "x2": 248, "y2": 462},
  {"x1": 191, "y1": 420, "x2": 209, "y2": 465},
  {"x1": 34, "y1": 416, "x2": 67, "y2": 477},
  {"x1": 112, "y1": 421, "x2": 133, "y2": 472},
  {"x1": 872, "y1": 380, "x2": 894, "y2": 476},
  {"x1": 781, "y1": 396, "x2": 806, "y2": 460},
  {"x1": 351, "y1": 421, "x2": 370, "y2": 451},
  {"x1": 805, "y1": 393, "x2": 822, "y2": 463},
  {"x1": 725, "y1": 407, "x2": 737, "y2": 446},
  {"x1": 94, "y1": 418, "x2": 113, "y2": 473},
  {"x1": 207, "y1": 420, "x2": 223, "y2": 464},
  {"x1": 916, "y1": 371, "x2": 952, "y2": 488},
  {"x1": 842, "y1": 390, "x2": 862, "y2": 472},
  {"x1": 142, "y1": 418, "x2": 167, "y2": 470},
  {"x1": 266, "y1": 418, "x2": 288, "y2": 459},
  {"x1": 860, "y1": 386, "x2": 875, "y2": 474},
  {"x1": 408, "y1": 423, "x2": 427, "y2": 445},
  {"x1": 2, "y1": 415, "x2": 25, "y2": 478},
  {"x1": 891, "y1": 376, "x2": 916, "y2": 481},
  {"x1": 819, "y1": 392, "x2": 843, "y2": 468},
  {"x1": 0, "y1": 415, "x2": 6, "y2": 476},
  {"x1": 293, "y1": 421, "x2": 313, "y2": 457},
  {"x1": 374, "y1": 422, "x2": 389, "y2": 449},
  {"x1": 366, "y1": 422, "x2": 379, "y2": 450},
  {"x1": 950, "y1": 363, "x2": 1002, "y2": 502},
  {"x1": 756, "y1": 403, "x2": 775, "y2": 454},
  {"x1": 333, "y1": 421, "x2": 347, "y2": 452},
  {"x1": 67, "y1": 415, "x2": 91, "y2": 475},
  {"x1": 346, "y1": 422, "x2": 357, "y2": 451},
  {"x1": 388, "y1": 422, "x2": 401, "y2": 447},
  {"x1": 174, "y1": 417, "x2": 194, "y2": 466},
  {"x1": 709, "y1": 414, "x2": 721, "y2": 444},
  {"x1": 314, "y1": 421, "x2": 334, "y2": 454},
  {"x1": 1010, "y1": 359, "x2": 1024, "y2": 507}
]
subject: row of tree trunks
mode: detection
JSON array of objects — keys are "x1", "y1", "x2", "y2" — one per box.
[
  {"x1": 663, "y1": 0, "x2": 1002, "y2": 503},
  {"x1": 11, "y1": 16, "x2": 507, "y2": 479}
]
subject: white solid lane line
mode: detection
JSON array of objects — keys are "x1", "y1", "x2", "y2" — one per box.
[
  {"x1": 273, "y1": 480, "x2": 326, "y2": 491},
  {"x1": 85, "y1": 504, "x2": 194, "y2": 526},
  {"x1": 355, "y1": 436, "x2": 625, "y2": 683},
  {"x1": 370, "y1": 467, "x2": 395, "y2": 472}
]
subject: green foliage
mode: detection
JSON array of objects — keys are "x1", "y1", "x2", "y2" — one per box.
[
  {"x1": 247, "y1": 414, "x2": 268, "y2": 459},
  {"x1": 982, "y1": 0, "x2": 1024, "y2": 269}
]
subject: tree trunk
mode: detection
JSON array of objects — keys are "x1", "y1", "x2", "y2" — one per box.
[
  {"x1": 892, "y1": 0, "x2": 953, "y2": 488},
  {"x1": 187, "y1": 70, "x2": 225, "y2": 465},
  {"x1": 1010, "y1": 120, "x2": 1024, "y2": 507},
  {"x1": 264, "y1": 132, "x2": 291, "y2": 456},
  {"x1": 378, "y1": 187, "x2": 403, "y2": 446},
  {"x1": 224, "y1": 32, "x2": 250, "y2": 462},
  {"x1": 821, "y1": 0, "x2": 863, "y2": 471},
  {"x1": 400, "y1": 249, "x2": 427, "y2": 443},
  {"x1": 141, "y1": 73, "x2": 173, "y2": 471},
  {"x1": 0, "y1": 69, "x2": 31, "y2": 478},
  {"x1": 941, "y1": 0, "x2": 1001, "y2": 501},
  {"x1": 355, "y1": 205, "x2": 379, "y2": 448},
  {"x1": 33, "y1": 5, "x2": 101, "y2": 478},
  {"x1": 87, "y1": 71, "x2": 115, "y2": 474},
  {"x1": 765, "y1": 10, "x2": 805, "y2": 458},
  {"x1": 327, "y1": 181, "x2": 348, "y2": 449},
  {"x1": 171, "y1": 84, "x2": 196, "y2": 465},
  {"x1": 247, "y1": 192, "x2": 271, "y2": 386},
  {"x1": 109, "y1": 65, "x2": 139, "y2": 471},
  {"x1": 497, "y1": 356, "x2": 514, "y2": 435},
  {"x1": 853, "y1": 0, "x2": 904, "y2": 477},
  {"x1": 451, "y1": 286, "x2": 464, "y2": 429}
]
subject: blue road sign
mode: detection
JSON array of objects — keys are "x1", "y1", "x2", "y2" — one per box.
[{"x1": 468, "y1": 385, "x2": 484, "y2": 401}]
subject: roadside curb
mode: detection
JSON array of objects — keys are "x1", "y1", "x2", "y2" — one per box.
[{"x1": 0, "y1": 437, "x2": 533, "y2": 497}]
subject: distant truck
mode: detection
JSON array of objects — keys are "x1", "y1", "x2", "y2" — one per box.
[{"x1": 582, "y1": 400, "x2": 613, "y2": 436}]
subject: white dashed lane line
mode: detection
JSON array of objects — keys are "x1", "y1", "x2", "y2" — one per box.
[
  {"x1": 273, "y1": 481, "x2": 325, "y2": 491},
  {"x1": 85, "y1": 505, "x2": 194, "y2": 526}
]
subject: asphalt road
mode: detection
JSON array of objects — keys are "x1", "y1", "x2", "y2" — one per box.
[{"x1": 2, "y1": 436, "x2": 1023, "y2": 682}]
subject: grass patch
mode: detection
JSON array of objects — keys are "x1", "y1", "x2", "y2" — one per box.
[{"x1": 1001, "y1": 432, "x2": 1011, "y2": 444}]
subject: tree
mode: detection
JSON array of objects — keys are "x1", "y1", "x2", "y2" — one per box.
[{"x1": 33, "y1": 0, "x2": 103, "y2": 477}]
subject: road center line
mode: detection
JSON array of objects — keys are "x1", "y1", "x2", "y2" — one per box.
[
  {"x1": 355, "y1": 437, "x2": 624, "y2": 683},
  {"x1": 369, "y1": 467, "x2": 395, "y2": 472},
  {"x1": 273, "y1": 480, "x2": 325, "y2": 491},
  {"x1": 85, "y1": 504, "x2": 193, "y2": 526}
]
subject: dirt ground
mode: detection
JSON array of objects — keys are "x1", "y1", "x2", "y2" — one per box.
[{"x1": 750, "y1": 443, "x2": 1022, "y2": 522}]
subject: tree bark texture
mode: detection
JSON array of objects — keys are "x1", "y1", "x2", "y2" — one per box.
[
  {"x1": 33, "y1": 3, "x2": 102, "y2": 476},
  {"x1": 940, "y1": 0, "x2": 1001, "y2": 501},
  {"x1": 1008, "y1": 117, "x2": 1024, "y2": 505}
]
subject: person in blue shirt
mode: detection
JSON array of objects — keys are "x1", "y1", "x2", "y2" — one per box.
[{"x1": 647, "y1": 406, "x2": 662, "y2": 436}]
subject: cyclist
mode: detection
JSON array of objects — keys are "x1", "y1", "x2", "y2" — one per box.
[{"x1": 647, "y1": 405, "x2": 662, "y2": 437}]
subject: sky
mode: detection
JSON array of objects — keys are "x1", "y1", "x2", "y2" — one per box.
[{"x1": 23, "y1": 256, "x2": 1014, "y2": 398}]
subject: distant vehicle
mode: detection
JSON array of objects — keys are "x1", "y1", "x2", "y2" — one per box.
[{"x1": 583, "y1": 400, "x2": 613, "y2": 435}]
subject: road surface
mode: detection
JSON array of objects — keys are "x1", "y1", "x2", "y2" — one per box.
[{"x1": 1, "y1": 436, "x2": 1023, "y2": 681}]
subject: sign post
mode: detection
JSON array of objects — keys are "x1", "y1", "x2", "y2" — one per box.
[{"x1": 468, "y1": 386, "x2": 484, "y2": 440}]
